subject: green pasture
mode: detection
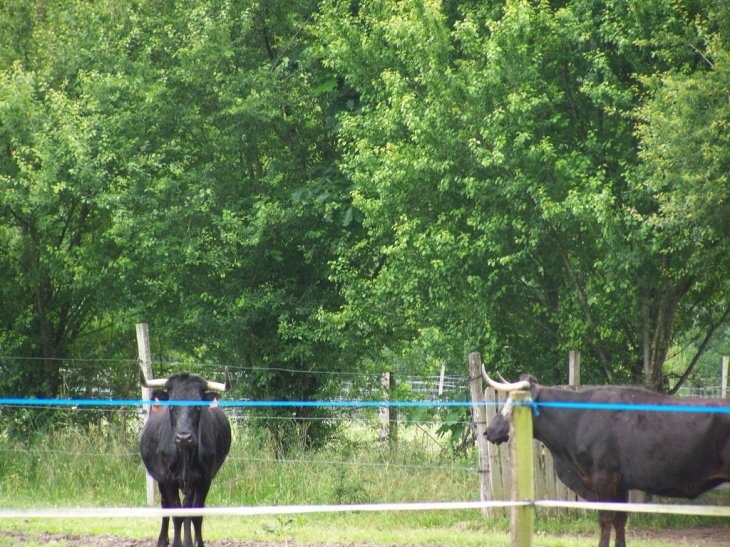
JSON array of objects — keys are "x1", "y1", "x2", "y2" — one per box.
[{"x1": 0, "y1": 418, "x2": 728, "y2": 546}]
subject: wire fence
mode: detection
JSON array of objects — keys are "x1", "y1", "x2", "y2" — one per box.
[
  {"x1": 2, "y1": 373, "x2": 730, "y2": 547},
  {"x1": 1, "y1": 354, "x2": 728, "y2": 502},
  {"x1": 3, "y1": 399, "x2": 730, "y2": 528},
  {"x1": 674, "y1": 384, "x2": 726, "y2": 398}
]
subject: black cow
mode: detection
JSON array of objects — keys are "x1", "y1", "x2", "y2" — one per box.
[
  {"x1": 483, "y1": 368, "x2": 730, "y2": 547},
  {"x1": 140, "y1": 368, "x2": 232, "y2": 547}
]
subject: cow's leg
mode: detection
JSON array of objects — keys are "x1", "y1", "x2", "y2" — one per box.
[
  {"x1": 613, "y1": 508, "x2": 629, "y2": 547},
  {"x1": 160, "y1": 483, "x2": 184, "y2": 547},
  {"x1": 181, "y1": 485, "x2": 207, "y2": 547},
  {"x1": 191, "y1": 482, "x2": 212, "y2": 547},
  {"x1": 597, "y1": 510, "x2": 613, "y2": 547},
  {"x1": 597, "y1": 508, "x2": 628, "y2": 547},
  {"x1": 594, "y1": 474, "x2": 627, "y2": 547},
  {"x1": 182, "y1": 515, "x2": 194, "y2": 547},
  {"x1": 156, "y1": 482, "x2": 171, "y2": 547},
  {"x1": 613, "y1": 487, "x2": 630, "y2": 547}
]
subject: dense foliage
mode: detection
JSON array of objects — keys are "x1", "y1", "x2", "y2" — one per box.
[
  {"x1": 315, "y1": 0, "x2": 730, "y2": 388},
  {"x1": 1, "y1": 0, "x2": 729, "y2": 442}
]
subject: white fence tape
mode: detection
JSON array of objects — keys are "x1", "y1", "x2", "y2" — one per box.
[
  {"x1": 536, "y1": 500, "x2": 730, "y2": 517},
  {"x1": 1, "y1": 499, "x2": 729, "y2": 519},
  {"x1": 0, "y1": 501, "x2": 524, "y2": 519}
]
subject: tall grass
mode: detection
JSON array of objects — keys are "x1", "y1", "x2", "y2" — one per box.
[
  {"x1": 1, "y1": 414, "x2": 728, "y2": 545},
  {"x1": 0, "y1": 417, "x2": 145, "y2": 508},
  {"x1": 210, "y1": 419, "x2": 479, "y2": 508},
  {"x1": 0, "y1": 414, "x2": 479, "y2": 511}
]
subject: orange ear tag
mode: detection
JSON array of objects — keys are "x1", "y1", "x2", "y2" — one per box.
[
  {"x1": 210, "y1": 397, "x2": 219, "y2": 409},
  {"x1": 152, "y1": 397, "x2": 161, "y2": 412}
]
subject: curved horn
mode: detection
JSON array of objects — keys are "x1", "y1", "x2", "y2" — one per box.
[
  {"x1": 496, "y1": 372, "x2": 510, "y2": 384},
  {"x1": 481, "y1": 364, "x2": 530, "y2": 391},
  {"x1": 206, "y1": 366, "x2": 231, "y2": 393},
  {"x1": 139, "y1": 365, "x2": 168, "y2": 388}
]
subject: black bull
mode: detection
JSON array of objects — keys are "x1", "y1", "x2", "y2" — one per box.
[
  {"x1": 483, "y1": 371, "x2": 730, "y2": 547},
  {"x1": 140, "y1": 368, "x2": 232, "y2": 547}
]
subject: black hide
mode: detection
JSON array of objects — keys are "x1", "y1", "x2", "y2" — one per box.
[
  {"x1": 485, "y1": 375, "x2": 730, "y2": 547},
  {"x1": 140, "y1": 373, "x2": 232, "y2": 547}
]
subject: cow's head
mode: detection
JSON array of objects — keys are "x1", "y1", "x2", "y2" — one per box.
[
  {"x1": 481, "y1": 366, "x2": 537, "y2": 445},
  {"x1": 140, "y1": 367, "x2": 230, "y2": 447}
]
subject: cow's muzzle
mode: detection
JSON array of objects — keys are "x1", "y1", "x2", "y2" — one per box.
[
  {"x1": 485, "y1": 428, "x2": 510, "y2": 445},
  {"x1": 175, "y1": 431, "x2": 196, "y2": 447}
]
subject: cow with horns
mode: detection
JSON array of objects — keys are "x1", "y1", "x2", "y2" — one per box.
[
  {"x1": 139, "y1": 367, "x2": 232, "y2": 547},
  {"x1": 482, "y1": 367, "x2": 730, "y2": 547}
]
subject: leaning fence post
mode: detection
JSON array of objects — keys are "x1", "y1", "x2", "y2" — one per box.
[
  {"x1": 510, "y1": 391, "x2": 534, "y2": 547},
  {"x1": 136, "y1": 323, "x2": 156, "y2": 507},
  {"x1": 468, "y1": 352, "x2": 492, "y2": 518}
]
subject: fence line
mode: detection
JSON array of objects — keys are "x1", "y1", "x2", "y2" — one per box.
[
  {"x1": 6, "y1": 397, "x2": 730, "y2": 411},
  {"x1": 0, "y1": 446, "x2": 479, "y2": 473},
  {"x1": 2, "y1": 387, "x2": 730, "y2": 542},
  {"x1": 0, "y1": 398, "x2": 479, "y2": 408},
  {"x1": 0, "y1": 501, "x2": 526, "y2": 519},
  {"x1": 0, "y1": 354, "x2": 467, "y2": 383},
  {"x1": 1, "y1": 353, "x2": 723, "y2": 402},
  {"x1": 2, "y1": 499, "x2": 730, "y2": 520},
  {"x1": 675, "y1": 385, "x2": 726, "y2": 398}
]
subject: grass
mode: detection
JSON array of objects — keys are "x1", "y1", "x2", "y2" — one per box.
[
  {"x1": 0, "y1": 416, "x2": 728, "y2": 546},
  {"x1": 0, "y1": 515, "x2": 721, "y2": 547}
]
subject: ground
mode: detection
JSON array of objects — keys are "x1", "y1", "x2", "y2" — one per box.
[
  {"x1": 628, "y1": 527, "x2": 730, "y2": 546},
  {"x1": 2, "y1": 528, "x2": 730, "y2": 547}
]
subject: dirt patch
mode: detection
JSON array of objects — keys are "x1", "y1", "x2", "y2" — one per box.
[
  {"x1": 629, "y1": 526, "x2": 730, "y2": 546},
  {"x1": 0, "y1": 533, "x2": 379, "y2": 547},
  {"x1": 3, "y1": 528, "x2": 730, "y2": 546},
  {"x1": 0, "y1": 535, "x2": 467, "y2": 547}
]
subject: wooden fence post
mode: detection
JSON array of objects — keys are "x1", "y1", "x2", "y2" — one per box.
[
  {"x1": 722, "y1": 356, "x2": 728, "y2": 399},
  {"x1": 136, "y1": 323, "x2": 156, "y2": 507},
  {"x1": 468, "y1": 352, "x2": 493, "y2": 518},
  {"x1": 485, "y1": 387, "x2": 507, "y2": 517},
  {"x1": 569, "y1": 350, "x2": 580, "y2": 388},
  {"x1": 379, "y1": 372, "x2": 397, "y2": 447},
  {"x1": 510, "y1": 391, "x2": 534, "y2": 547},
  {"x1": 438, "y1": 361, "x2": 446, "y2": 396}
]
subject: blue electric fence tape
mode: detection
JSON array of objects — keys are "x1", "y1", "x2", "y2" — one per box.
[{"x1": 0, "y1": 398, "x2": 729, "y2": 413}]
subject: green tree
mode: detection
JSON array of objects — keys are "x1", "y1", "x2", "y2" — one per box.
[
  {"x1": 99, "y1": 0, "x2": 358, "y2": 447},
  {"x1": 0, "y1": 0, "x2": 357, "y2": 449},
  {"x1": 0, "y1": 63, "x2": 134, "y2": 398},
  {"x1": 636, "y1": 38, "x2": 730, "y2": 390},
  {"x1": 315, "y1": 0, "x2": 729, "y2": 388}
]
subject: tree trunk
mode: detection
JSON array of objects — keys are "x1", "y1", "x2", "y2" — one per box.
[{"x1": 642, "y1": 275, "x2": 692, "y2": 392}]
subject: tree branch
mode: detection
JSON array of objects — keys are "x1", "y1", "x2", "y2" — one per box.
[{"x1": 668, "y1": 305, "x2": 730, "y2": 395}]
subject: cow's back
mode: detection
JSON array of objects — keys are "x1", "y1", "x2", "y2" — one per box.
[{"x1": 575, "y1": 388, "x2": 730, "y2": 498}]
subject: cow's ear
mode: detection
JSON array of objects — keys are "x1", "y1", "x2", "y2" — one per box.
[
  {"x1": 150, "y1": 390, "x2": 168, "y2": 412},
  {"x1": 153, "y1": 390, "x2": 169, "y2": 401},
  {"x1": 204, "y1": 392, "x2": 220, "y2": 408}
]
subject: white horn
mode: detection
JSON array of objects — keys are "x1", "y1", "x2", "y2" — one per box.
[
  {"x1": 481, "y1": 364, "x2": 530, "y2": 391},
  {"x1": 206, "y1": 366, "x2": 231, "y2": 393},
  {"x1": 139, "y1": 365, "x2": 168, "y2": 388},
  {"x1": 497, "y1": 372, "x2": 511, "y2": 384}
]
